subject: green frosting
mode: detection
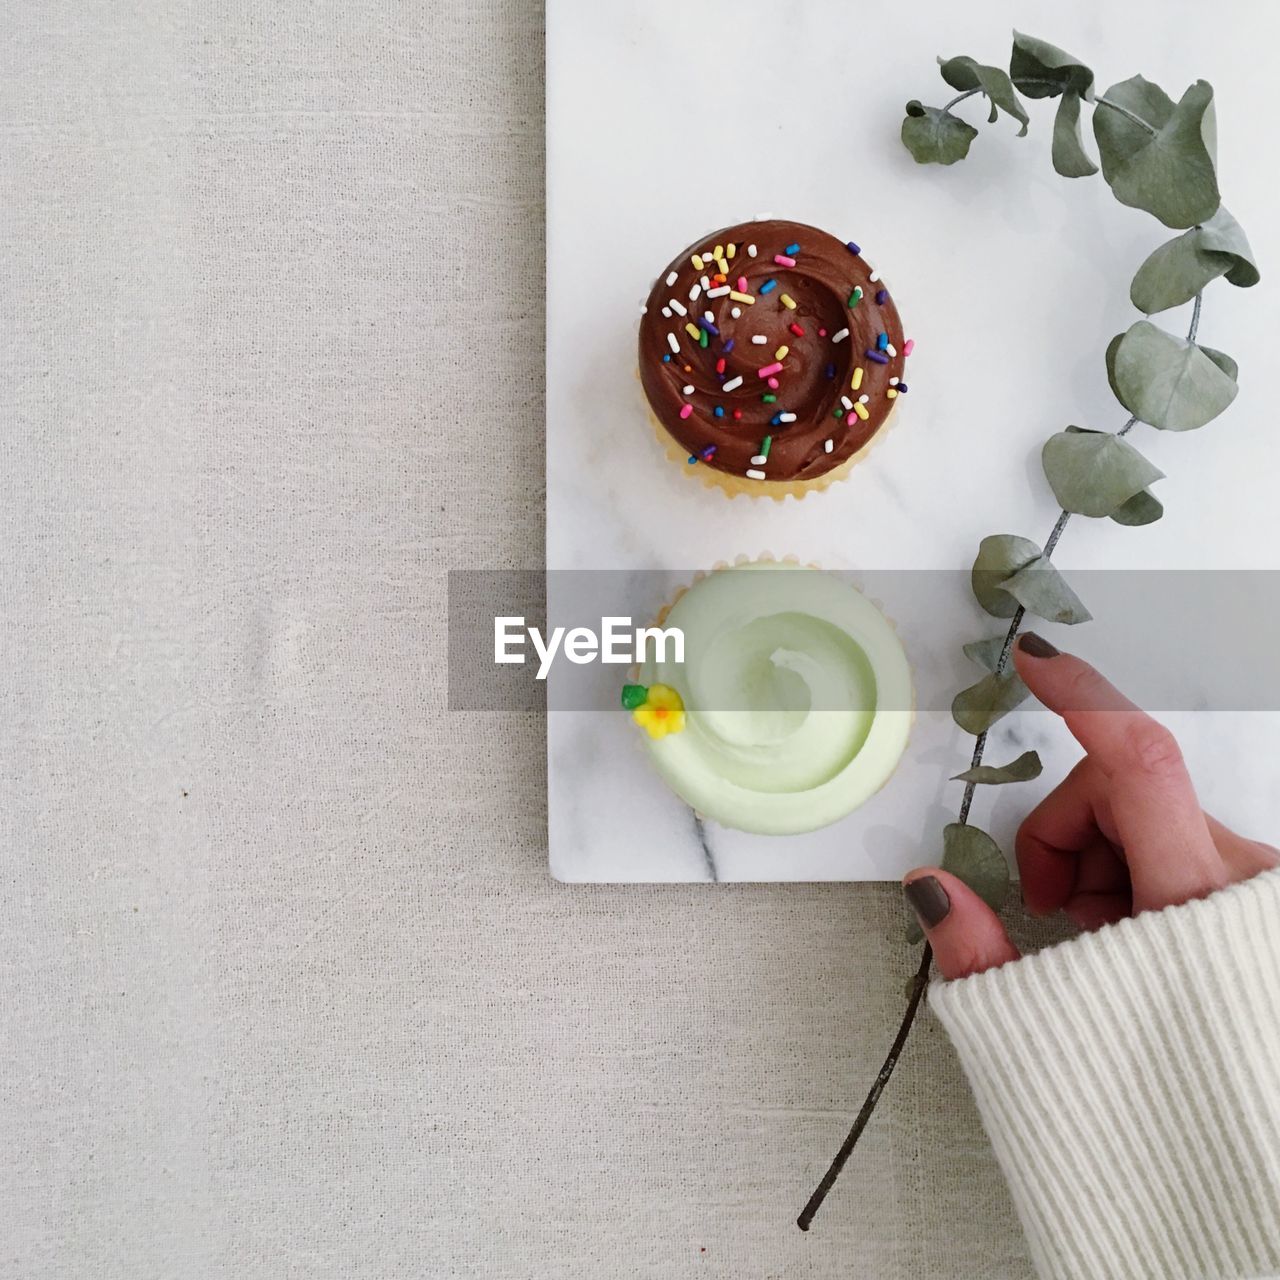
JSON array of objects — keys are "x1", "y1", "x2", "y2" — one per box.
[{"x1": 638, "y1": 562, "x2": 912, "y2": 835}]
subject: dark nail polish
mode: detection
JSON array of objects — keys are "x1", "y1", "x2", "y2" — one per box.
[
  {"x1": 1018, "y1": 632, "x2": 1060, "y2": 659},
  {"x1": 904, "y1": 876, "x2": 951, "y2": 929}
]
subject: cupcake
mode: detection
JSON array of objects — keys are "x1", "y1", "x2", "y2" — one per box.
[
  {"x1": 622, "y1": 560, "x2": 912, "y2": 835},
  {"x1": 638, "y1": 220, "x2": 910, "y2": 499}
]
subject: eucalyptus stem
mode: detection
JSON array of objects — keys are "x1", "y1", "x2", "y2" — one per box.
[
  {"x1": 796, "y1": 940, "x2": 934, "y2": 1231},
  {"x1": 798, "y1": 292, "x2": 1208, "y2": 1229},
  {"x1": 942, "y1": 88, "x2": 981, "y2": 113}
]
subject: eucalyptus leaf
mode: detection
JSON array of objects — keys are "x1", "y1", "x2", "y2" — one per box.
[
  {"x1": 939, "y1": 55, "x2": 1030, "y2": 135},
  {"x1": 1200, "y1": 344, "x2": 1239, "y2": 383},
  {"x1": 952, "y1": 750, "x2": 1044, "y2": 785},
  {"x1": 1130, "y1": 207, "x2": 1259, "y2": 313},
  {"x1": 999, "y1": 556, "x2": 1092, "y2": 624},
  {"x1": 952, "y1": 669, "x2": 1030, "y2": 734},
  {"x1": 971, "y1": 534, "x2": 1041, "y2": 619},
  {"x1": 942, "y1": 823, "x2": 1011, "y2": 912},
  {"x1": 1093, "y1": 76, "x2": 1219, "y2": 228},
  {"x1": 902, "y1": 101, "x2": 979, "y2": 165},
  {"x1": 1200, "y1": 207, "x2": 1261, "y2": 288},
  {"x1": 1042, "y1": 430, "x2": 1164, "y2": 518},
  {"x1": 1111, "y1": 320, "x2": 1238, "y2": 430},
  {"x1": 1010, "y1": 31, "x2": 1094, "y2": 98},
  {"x1": 963, "y1": 634, "x2": 1011, "y2": 673},
  {"x1": 1105, "y1": 331, "x2": 1124, "y2": 405},
  {"x1": 1051, "y1": 91, "x2": 1099, "y2": 178},
  {"x1": 1110, "y1": 488, "x2": 1164, "y2": 526}
]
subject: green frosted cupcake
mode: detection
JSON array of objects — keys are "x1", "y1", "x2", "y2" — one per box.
[{"x1": 624, "y1": 560, "x2": 912, "y2": 835}]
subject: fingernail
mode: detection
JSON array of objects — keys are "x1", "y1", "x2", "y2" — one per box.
[
  {"x1": 904, "y1": 875, "x2": 951, "y2": 929},
  {"x1": 1018, "y1": 632, "x2": 1060, "y2": 659}
]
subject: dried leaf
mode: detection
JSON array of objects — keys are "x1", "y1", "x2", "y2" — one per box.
[
  {"x1": 902, "y1": 101, "x2": 979, "y2": 165},
  {"x1": 999, "y1": 556, "x2": 1092, "y2": 624},
  {"x1": 939, "y1": 56, "x2": 1030, "y2": 135},
  {"x1": 1130, "y1": 206, "x2": 1259, "y2": 314},
  {"x1": 1111, "y1": 320, "x2": 1238, "y2": 431},
  {"x1": 963, "y1": 635, "x2": 1011, "y2": 673},
  {"x1": 1010, "y1": 32, "x2": 1094, "y2": 99},
  {"x1": 952, "y1": 750, "x2": 1044, "y2": 785},
  {"x1": 1052, "y1": 91, "x2": 1099, "y2": 178},
  {"x1": 971, "y1": 534, "x2": 1041, "y2": 619},
  {"x1": 1042, "y1": 430, "x2": 1164, "y2": 517},
  {"x1": 1093, "y1": 76, "x2": 1219, "y2": 228},
  {"x1": 952, "y1": 669, "x2": 1030, "y2": 734},
  {"x1": 942, "y1": 823, "x2": 1011, "y2": 912},
  {"x1": 1110, "y1": 489, "x2": 1164, "y2": 527}
]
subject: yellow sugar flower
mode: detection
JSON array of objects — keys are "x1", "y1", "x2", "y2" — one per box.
[{"x1": 632, "y1": 683, "x2": 686, "y2": 739}]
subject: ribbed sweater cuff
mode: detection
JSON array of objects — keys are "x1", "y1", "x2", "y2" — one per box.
[{"x1": 930, "y1": 868, "x2": 1280, "y2": 1280}]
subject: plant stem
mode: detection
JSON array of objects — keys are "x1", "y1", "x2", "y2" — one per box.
[
  {"x1": 798, "y1": 292, "x2": 1206, "y2": 1229},
  {"x1": 943, "y1": 78, "x2": 1161, "y2": 140},
  {"x1": 796, "y1": 940, "x2": 934, "y2": 1231},
  {"x1": 942, "y1": 88, "x2": 980, "y2": 113}
]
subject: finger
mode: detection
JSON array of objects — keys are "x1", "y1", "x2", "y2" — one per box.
[
  {"x1": 1013, "y1": 635, "x2": 1226, "y2": 910},
  {"x1": 904, "y1": 869, "x2": 1020, "y2": 980},
  {"x1": 1063, "y1": 843, "x2": 1132, "y2": 929},
  {"x1": 1064, "y1": 891, "x2": 1132, "y2": 931},
  {"x1": 1015, "y1": 757, "x2": 1108, "y2": 915},
  {"x1": 1205, "y1": 815, "x2": 1280, "y2": 883}
]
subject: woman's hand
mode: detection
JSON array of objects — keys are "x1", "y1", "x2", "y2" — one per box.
[{"x1": 904, "y1": 633, "x2": 1279, "y2": 980}]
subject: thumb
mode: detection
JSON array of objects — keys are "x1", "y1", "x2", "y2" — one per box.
[{"x1": 903, "y1": 869, "x2": 1020, "y2": 979}]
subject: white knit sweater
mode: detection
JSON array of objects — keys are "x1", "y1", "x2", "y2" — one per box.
[{"x1": 931, "y1": 868, "x2": 1280, "y2": 1280}]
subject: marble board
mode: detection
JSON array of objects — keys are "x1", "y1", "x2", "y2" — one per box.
[{"x1": 545, "y1": 0, "x2": 1280, "y2": 881}]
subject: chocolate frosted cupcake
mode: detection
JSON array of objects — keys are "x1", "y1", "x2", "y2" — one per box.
[{"x1": 638, "y1": 219, "x2": 911, "y2": 499}]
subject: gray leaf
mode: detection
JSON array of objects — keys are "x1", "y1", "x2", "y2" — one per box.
[
  {"x1": 1010, "y1": 31, "x2": 1094, "y2": 99},
  {"x1": 952, "y1": 750, "x2": 1044, "y2": 785},
  {"x1": 1112, "y1": 320, "x2": 1238, "y2": 431},
  {"x1": 1042, "y1": 430, "x2": 1164, "y2": 518},
  {"x1": 971, "y1": 533, "x2": 1042, "y2": 618},
  {"x1": 952, "y1": 669, "x2": 1030, "y2": 734},
  {"x1": 1105, "y1": 331, "x2": 1124, "y2": 404},
  {"x1": 1093, "y1": 77, "x2": 1219, "y2": 228},
  {"x1": 902, "y1": 101, "x2": 979, "y2": 165},
  {"x1": 963, "y1": 635, "x2": 1011, "y2": 673},
  {"x1": 1052, "y1": 90, "x2": 1099, "y2": 178},
  {"x1": 999, "y1": 556, "x2": 1092, "y2": 624},
  {"x1": 1110, "y1": 489, "x2": 1165, "y2": 527},
  {"x1": 1130, "y1": 207, "x2": 1260, "y2": 313},
  {"x1": 1200, "y1": 207, "x2": 1261, "y2": 288},
  {"x1": 1200, "y1": 344, "x2": 1240, "y2": 383},
  {"x1": 942, "y1": 823, "x2": 1011, "y2": 912},
  {"x1": 939, "y1": 56, "x2": 1030, "y2": 135}
]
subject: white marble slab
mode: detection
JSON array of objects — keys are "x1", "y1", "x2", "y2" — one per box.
[{"x1": 546, "y1": 0, "x2": 1280, "y2": 881}]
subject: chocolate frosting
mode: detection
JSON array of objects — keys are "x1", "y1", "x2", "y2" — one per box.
[{"x1": 638, "y1": 220, "x2": 907, "y2": 483}]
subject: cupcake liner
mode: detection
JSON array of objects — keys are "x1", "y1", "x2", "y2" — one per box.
[
  {"x1": 646, "y1": 398, "x2": 900, "y2": 502},
  {"x1": 627, "y1": 555, "x2": 917, "y2": 834}
]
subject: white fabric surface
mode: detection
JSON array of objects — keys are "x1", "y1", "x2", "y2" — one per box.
[
  {"x1": 0, "y1": 4, "x2": 1082, "y2": 1275},
  {"x1": 934, "y1": 869, "x2": 1280, "y2": 1280}
]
